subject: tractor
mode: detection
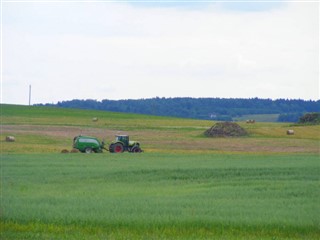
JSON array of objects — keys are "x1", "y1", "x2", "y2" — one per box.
[
  {"x1": 109, "y1": 135, "x2": 142, "y2": 153},
  {"x1": 73, "y1": 135, "x2": 142, "y2": 153}
]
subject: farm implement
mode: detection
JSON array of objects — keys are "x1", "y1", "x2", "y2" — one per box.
[{"x1": 73, "y1": 135, "x2": 143, "y2": 153}]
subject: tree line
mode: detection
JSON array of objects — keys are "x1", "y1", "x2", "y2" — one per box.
[{"x1": 39, "y1": 97, "x2": 320, "y2": 122}]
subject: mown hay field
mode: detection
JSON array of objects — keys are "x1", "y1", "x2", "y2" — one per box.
[
  {"x1": 1, "y1": 104, "x2": 319, "y2": 154},
  {"x1": 1, "y1": 104, "x2": 320, "y2": 239}
]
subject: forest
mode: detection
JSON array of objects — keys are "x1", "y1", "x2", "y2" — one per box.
[{"x1": 39, "y1": 97, "x2": 320, "y2": 122}]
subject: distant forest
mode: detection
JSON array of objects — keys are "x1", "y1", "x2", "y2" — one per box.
[{"x1": 40, "y1": 98, "x2": 320, "y2": 122}]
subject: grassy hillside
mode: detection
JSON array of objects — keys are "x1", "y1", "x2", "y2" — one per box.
[
  {"x1": 233, "y1": 114, "x2": 279, "y2": 122},
  {"x1": 1, "y1": 104, "x2": 211, "y2": 129},
  {"x1": 1, "y1": 104, "x2": 319, "y2": 154}
]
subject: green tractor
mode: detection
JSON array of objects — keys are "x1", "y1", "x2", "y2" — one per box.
[{"x1": 109, "y1": 135, "x2": 142, "y2": 153}]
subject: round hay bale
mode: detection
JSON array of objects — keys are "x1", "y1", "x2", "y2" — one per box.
[
  {"x1": 70, "y1": 148, "x2": 80, "y2": 153},
  {"x1": 246, "y1": 119, "x2": 255, "y2": 124},
  {"x1": 204, "y1": 122, "x2": 248, "y2": 137},
  {"x1": 5, "y1": 136, "x2": 15, "y2": 142},
  {"x1": 287, "y1": 129, "x2": 294, "y2": 135},
  {"x1": 61, "y1": 149, "x2": 69, "y2": 153}
]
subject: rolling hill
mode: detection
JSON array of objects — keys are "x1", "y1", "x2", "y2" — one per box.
[{"x1": 2, "y1": 104, "x2": 319, "y2": 154}]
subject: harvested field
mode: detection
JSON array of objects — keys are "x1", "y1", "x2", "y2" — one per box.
[
  {"x1": 1, "y1": 124, "x2": 319, "y2": 154},
  {"x1": 1, "y1": 125, "x2": 118, "y2": 139},
  {"x1": 1, "y1": 104, "x2": 319, "y2": 154}
]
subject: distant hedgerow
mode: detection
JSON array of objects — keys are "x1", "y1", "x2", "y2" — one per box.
[{"x1": 299, "y1": 112, "x2": 320, "y2": 125}]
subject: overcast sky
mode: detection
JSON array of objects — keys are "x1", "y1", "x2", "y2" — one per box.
[{"x1": 1, "y1": 0, "x2": 319, "y2": 105}]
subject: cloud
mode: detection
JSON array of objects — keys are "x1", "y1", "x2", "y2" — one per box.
[{"x1": 2, "y1": 1, "x2": 319, "y2": 104}]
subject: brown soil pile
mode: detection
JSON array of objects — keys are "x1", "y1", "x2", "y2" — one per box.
[
  {"x1": 204, "y1": 122, "x2": 248, "y2": 137},
  {"x1": 70, "y1": 148, "x2": 80, "y2": 153}
]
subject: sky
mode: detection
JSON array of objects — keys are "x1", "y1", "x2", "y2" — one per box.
[{"x1": 1, "y1": 0, "x2": 319, "y2": 105}]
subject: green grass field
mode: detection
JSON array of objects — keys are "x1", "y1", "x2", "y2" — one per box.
[
  {"x1": 2, "y1": 153, "x2": 319, "y2": 239},
  {"x1": 233, "y1": 114, "x2": 280, "y2": 122},
  {"x1": 1, "y1": 104, "x2": 320, "y2": 239}
]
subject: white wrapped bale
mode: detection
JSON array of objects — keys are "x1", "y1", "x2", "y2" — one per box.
[
  {"x1": 287, "y1": 130, "x2": 295, "y2": 135},
  {"x1": 5, "y1": 136, "x2": 15, "y2": 142}
]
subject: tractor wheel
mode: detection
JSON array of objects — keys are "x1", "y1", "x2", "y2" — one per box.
[
  {"x1": 85, "y1": 147, "x2": 93, "y2": 154},
  {"x1": 131, "y1": 147, "x2": 141, "y2": 153},
  {"x1": 113, "y1": 143, "x2": 124, "y2": 153}
]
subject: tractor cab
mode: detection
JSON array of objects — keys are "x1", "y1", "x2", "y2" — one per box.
[{"x1": 115, "y1": 135, "x2": 129, "y2": 146}]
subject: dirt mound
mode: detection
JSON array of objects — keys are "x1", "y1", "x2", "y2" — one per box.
[
  {"x1": 204, "y1": 122, "x2": 248, "y2": 137},
  {"x1": 70, "y1": 148, "x2": 80, "y2": 153}
]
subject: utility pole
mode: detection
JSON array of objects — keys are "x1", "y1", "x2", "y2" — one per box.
[{"x1": 29, "y1": 85, "x2": 31, "y2": 106}]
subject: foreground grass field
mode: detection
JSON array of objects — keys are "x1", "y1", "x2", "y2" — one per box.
[
  {"x1": 2, "y1": 153, "x2": 319, "y2": 239},
  {"x1": 1, "y1": 104, "x2": 320, "y2": 239}
]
